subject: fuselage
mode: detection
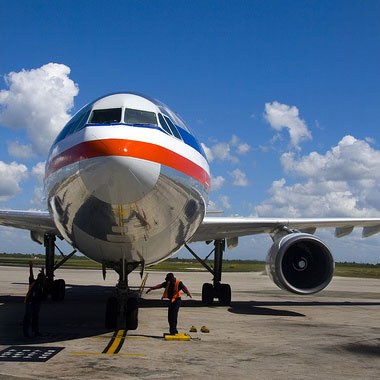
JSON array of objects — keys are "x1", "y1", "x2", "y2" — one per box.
[{"x1": 44, "y1": 93, "x2": 210, "y2": 268}]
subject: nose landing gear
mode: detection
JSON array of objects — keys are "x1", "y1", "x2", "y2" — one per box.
[{"x1": 105, "y1": 259, "x2": 140, "y2": 330}]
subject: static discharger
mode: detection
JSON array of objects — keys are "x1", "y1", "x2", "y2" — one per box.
[{"x1": 164, "y1": 333, "x2": 191, "y2": 341}]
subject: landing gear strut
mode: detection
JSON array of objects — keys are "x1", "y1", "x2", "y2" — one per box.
[
  {"x1": 105, "y1": 258, "x2": 139, "y2": 330},
  {"x1": 185, "y1": 239, "x2": 231, "y2": 306},
  {"x1": 44, "y1": 234, "x2": 76, "y2": 301}
]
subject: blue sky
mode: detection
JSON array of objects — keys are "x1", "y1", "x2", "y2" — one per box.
[{"x1": 0, "y1": 0, "x2": 380, "y2": 262}]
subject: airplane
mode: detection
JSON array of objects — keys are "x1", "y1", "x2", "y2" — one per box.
[{"x1": 1, "y1": 91, "x2": 380, "y2": 330}]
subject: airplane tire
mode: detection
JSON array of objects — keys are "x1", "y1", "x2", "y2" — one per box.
[
  {"x1": 202, "y1": 283, "x2": 214, "y2": 305},
  {"x1": 218, "y1": 283, "x2": 231, "y2": 306},
  {"x1": 52, "y1": 279, "x2": 65, "y2": 301},
  {"x1": 126, "y1": 298, "x2": 138, "y2": 330},
  {"x1": 105, "y1": 297, "x2": 118, "y2": 329}
]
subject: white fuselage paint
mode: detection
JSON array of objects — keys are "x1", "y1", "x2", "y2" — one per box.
[{"x1": 44, "y1": 93, "x2": 210, "y2": 268}]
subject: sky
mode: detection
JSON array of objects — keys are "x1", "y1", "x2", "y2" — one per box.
[{"x1": 0, "y1": 0, "x2": 380, "y2": 263}]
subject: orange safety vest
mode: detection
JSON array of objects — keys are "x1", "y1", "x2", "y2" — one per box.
[{"x1": 162, "y1": 278, "x2": 181, "y2": 303}]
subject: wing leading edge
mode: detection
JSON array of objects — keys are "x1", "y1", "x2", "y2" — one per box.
[
  {"x1": 0, "y1": 210, "x2": 58, "y2": 235},
  {"x1": 191, "y1": 217, "x2": 380, "y2": 242}
]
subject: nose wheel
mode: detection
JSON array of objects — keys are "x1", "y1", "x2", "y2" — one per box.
[
  {"x1": 105, "y1": 259, "x2": 140, "y2": 330},
  {"x1": 105, "y1": 296, "x2": 138, "y2": 330}
]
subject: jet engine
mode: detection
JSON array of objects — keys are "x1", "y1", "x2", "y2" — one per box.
[{"x1": 266, "y1": 232, "x2": 335, "y2": 295}]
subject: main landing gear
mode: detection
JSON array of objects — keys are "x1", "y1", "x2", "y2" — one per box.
[
  {"x1": 185, "y1": 239, "x2": 232, "y2": 306},
  {"x1": 44, "y1": 234, "x2": 76, "y2": 301},
  {"x1": 105, "y1": 259, "x2": 139, "y2": 330}
]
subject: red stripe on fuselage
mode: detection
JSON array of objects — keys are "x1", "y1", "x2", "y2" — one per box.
[{"x1": 46, "y1": 139, "x2": 210, "y2": 189}]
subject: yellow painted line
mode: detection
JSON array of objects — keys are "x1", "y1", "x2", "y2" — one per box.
[
  {"x1": 92, "y1": 335, "x2": 148, "y2": 340},
  {"x1": 139, "y1": 273, "x2": 149, "y2": 295},
  {"x1": 70, "y1": 352, "x2": 146, "y2": 357},
  {"x1": 106, "y1": 329, "x2": 125, "y2": 354},
  {"x1": 125, "y1": 336, "x2": 149, "y2": 340}
]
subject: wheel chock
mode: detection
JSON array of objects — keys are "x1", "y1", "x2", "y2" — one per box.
[
  {"x1": 164, "y1": 333, "x2": 191, "y2": 341},
  {"x1": 189, "y1": 326, "x2": 197, "y2": 332},
  {"x1": 200, "y1": 326, "x2": 210, "y2": 333}
]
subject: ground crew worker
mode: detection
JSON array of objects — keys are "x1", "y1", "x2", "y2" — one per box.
[
  {"x1": 23, "y1": 260, "x2": 46, "y2": 338},
  {"x1": 146, "y1": 273, "x2": 191, "y2": 335}
]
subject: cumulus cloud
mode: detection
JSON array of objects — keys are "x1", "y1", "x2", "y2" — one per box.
[
  {"x1": 254, "y1": 136, "x2": 380, "y2": 218},
  {"x1": 30, "y1": 185, "x2": 46, "y2": 210},
  {"x1": 264, "y1": 101, "x2": 312, "y2": 148},
  {"x1": 7, "y1": 141, "x2": 36, "y2": 159},
  {"x1": 201, "y1": 135, "x2": 251, "y2": 164},
  {"x1": 0, "y1": 63, "x2": 79, "y2": 155},
  {"x1": 219, "y1": 195, "x2": 231, "y2": 209},
  {"x1": 0, "y1": 161, "x2": 28, "y2": 202},
  {"x1": 207, "y1": 200, "x2": 218, "y2": 212},
  {"x1": 236, "y1": 142, "x2": 250, "y2": 155},
  {"x1": 281, "y1": 135, "x2": 380, "y2": 181},
  {"x1": 229, "y1": 168, "x2": 248, "y2": 187},
  {"x1": 230, "y1": 135, "x2": 251, "y2": 155},
  {"x1": 212, "y1": 142, "x2": 238, "y2": 163},
  {"x1": 29, "y1": 161, "x2": 47, "y2": 210},
  {"x1": 201, "y1": 143, "x2": 214, "y2": 162},
  {"x1": 31, "y1": 161, "x2": 45, "y2": 183},
  {"x1": 211, "y1": 175, "x2": 226, "y2": 191}
]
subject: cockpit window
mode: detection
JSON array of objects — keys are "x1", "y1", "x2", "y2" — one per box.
[
  {"x1": 88, "y1": 108, "x2": 122, "y2": 124},
  {"x1": 164, "y1": 115, "x2": 182, "y2": 140},
  {"x1": 124, "y1": 108, "x2": 157, "y2": 126},
  {"x1": 158, "y1": 113, "x2": 173, "y2": 135}
]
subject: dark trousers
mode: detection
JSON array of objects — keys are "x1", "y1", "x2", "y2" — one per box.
[
  {"x1": 168, "y1": 298, "x2": 181, "y2": 335},
  {"x1": 23, "y1": 300, "x2": 41, "y2": 337}
]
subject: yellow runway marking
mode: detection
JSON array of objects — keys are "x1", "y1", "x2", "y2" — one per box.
[
  {"x1": 92, "y1": 335, "x2": 148, "y2": 340},
  {"x1": 103, "y1": 329, "x2": 126, "y2": 354}
]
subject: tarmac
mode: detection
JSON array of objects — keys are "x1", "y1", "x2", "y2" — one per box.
[{"x1": 1, "y1": 265, "x2": 380, "y2": 379}]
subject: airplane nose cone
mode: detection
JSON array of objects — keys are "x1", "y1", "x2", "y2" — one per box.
[{"x1": 79, "y1": 155, "x2": 160, "y2": 204}]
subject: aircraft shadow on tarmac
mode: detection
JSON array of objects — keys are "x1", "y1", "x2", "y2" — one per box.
[
  {"x1": 2, "y1": 284, "x2": 380, "y2": 345},
  {"x1": 228, "y1": 299, "x2": 380, "y2": 316}
]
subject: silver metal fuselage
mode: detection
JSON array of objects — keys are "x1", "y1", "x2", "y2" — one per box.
[{"x1": 44, "y1": 94, "x2": 210, "y2": 268}]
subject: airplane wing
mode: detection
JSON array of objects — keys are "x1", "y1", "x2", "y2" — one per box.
[
  {"x1": 190, "y1": 216, "x2": 380, "y2": 242},
  {"x1": 0, "y1": 210, "x2": 58, "y2": 234}
]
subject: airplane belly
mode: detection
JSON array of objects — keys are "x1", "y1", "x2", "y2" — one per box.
[{"x1": 46, "y1": 158, "x2": 206, "y2": 267}]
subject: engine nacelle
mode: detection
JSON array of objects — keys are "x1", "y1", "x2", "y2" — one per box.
[{"x1": 266, "y1": 232, "x2": 335, "y2": 295}]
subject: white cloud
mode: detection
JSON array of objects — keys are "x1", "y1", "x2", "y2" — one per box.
[
  {"x1": 264, "y1": 101, "x2": 312, "y2": 148},
  {"x1": 0, "y1": 161, "x2": 28, "y2": 202},
  {"x1": 29, "y1": 161, "x2": 47, "y2": 210},
  {"x1": 207, "y1": 200, "x2": 218, "y2": 212},
  {"x1": 201, "y1": 143, "x2": 214, "y2": 163},
  {"x1": 202, "y1": 135, "x2": 251, "y2": 164},
  {"x1": 219, "y1": 195, "x2": 231, "y2": 209},
  {"x1": 31, "y1": 161, "x2": 45, "y2": 184},
  {"x1": 229, "y1": 168, "x2": 248, "y2": 187},
  {"x1": 230, "y1": 135, "x2": 251, "y2": 155},
  {"x1": 254, "y1": 178, "x2": 369, "y2": 218},
  {"x1": 0, "y1": 63, "x2": 79, "y2": 155},
  {"x1": 212, "y1": 142, "x2": 238, "y2": 163},
  {"x1": 281, "y1": 135, "x2": 380, "y2": 181},
  {"x1": 7, "y1": 141, "x2": 36, "y2": 159},
  {"x1": 237, "y1": 142, "x2": 250, "y2": 155},
  {"x1": 30, "y1": 185, "x2": 46, "y2": 210},
  {"x1": 254, "y1": 136, "x2": 380, "y2": 218},
  {"x1": 211, "y1": 175, "x2": 226, "y2": 191},
  {"x1": 230, "y1": 135, "x2": 239, "y2": 146}
]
